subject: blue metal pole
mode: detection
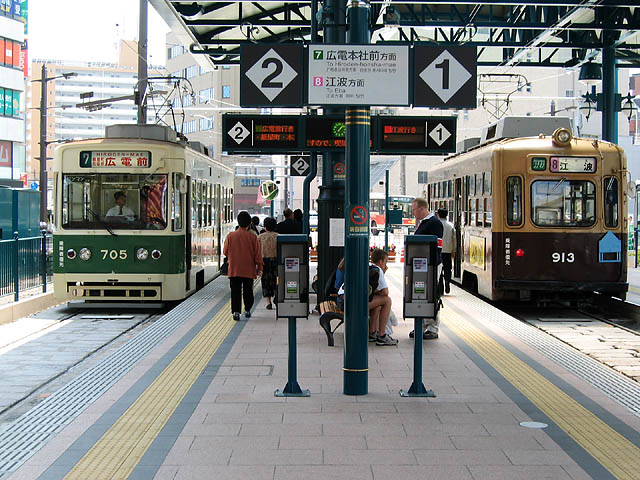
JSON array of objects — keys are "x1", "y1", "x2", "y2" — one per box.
[
  {"x1": 601, "y1": 30, "x2": 618, "y2": 144},
  {"x1": 13, "y1": 232, "x2": 19, "y2": 302},
  {"x1": 41, "y1": 230, "x2": 47, "y2": 293},
  {"x1": 270, "y1": 169, "x2": 275, "y2": 218},
  {"x1": 384, "y1": 169, "x2": 389, "y2": 252},
  {"x1": 343, "y1": 0, "x2": 371, "y2": 396},
  {"x1": 275, "y1": 318, "x2": 311, "y2": 397}
]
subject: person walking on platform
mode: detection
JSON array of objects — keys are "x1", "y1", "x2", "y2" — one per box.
[
  {"x1": 223, "y1": 211, "x2": 263, "y2": 321},
  {"x1": 410, "y1": 197, "x2": 443, "y2": 340},
  {"x1": 250, "y1": 216, "x2": 261, "y2": 235},
  {"x1": 276, "y1": 208, "x2": 302, "y2": 234},
  {"x1": 258, "y1": 217, "x2": 278, "y2": 310},
  {"x1": 437, "y1": 208, "x2": 456, "y2": 294}
]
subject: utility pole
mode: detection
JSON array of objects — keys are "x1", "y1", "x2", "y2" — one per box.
[
  {"x1": 39, "y1": 64, "x2": 48, "y2": 223},
  {"x1": 137, "y1": 0, "x2": 148, "y2": 124}
]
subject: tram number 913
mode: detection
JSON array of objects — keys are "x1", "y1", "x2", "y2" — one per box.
[
  {"x1": 101, "y1": 249, "x2": 128, "y2": 260},
  {"x1": 552, "y1": 252, "x2": 575, "y2": 263}
]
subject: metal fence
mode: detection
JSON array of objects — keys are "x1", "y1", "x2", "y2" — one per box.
[{"x1": 0, "y1": 233, "x2": 53, "y2": 301}]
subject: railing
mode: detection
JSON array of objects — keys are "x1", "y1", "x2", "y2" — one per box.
[{"x1": 0, "y1": 233, "x2": 53, "y2": 301}]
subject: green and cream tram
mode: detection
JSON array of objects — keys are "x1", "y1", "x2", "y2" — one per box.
[{"x1": 52, "y1": 125, "x2": 234, "y2": 303}]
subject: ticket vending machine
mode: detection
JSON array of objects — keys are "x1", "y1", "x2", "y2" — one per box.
[
  {"x1": 400, "y1": 235, "x2": 439, "y2": 397},
  {"x1": 275, "y1": 235, "x2": 310, "y2": 397},
  {"x1": 276, "y1": 235, "x2": 309, "y2": 319}
]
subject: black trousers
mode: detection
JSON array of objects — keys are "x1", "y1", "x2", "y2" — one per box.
[
  {"x1": 230, "y1": 277, "x2": 254, "y2": 314},
  {"x1": 441, "y1": 253, "x2": 452, "y2": 285}
]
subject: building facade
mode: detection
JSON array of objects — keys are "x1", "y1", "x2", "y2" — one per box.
[{"x1": 0, "y1": 5, "x2": 26, "y2": 187}]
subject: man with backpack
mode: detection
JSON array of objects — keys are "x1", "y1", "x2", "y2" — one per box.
[{"x1": 369, "y1": 249, "x2": 397, "y2": 346}]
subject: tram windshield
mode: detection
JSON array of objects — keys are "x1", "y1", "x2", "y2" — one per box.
[
  {"x1": 531, "y1": 179, "x2": 595, "y2": 227},
  {"x1": 61, "y1": 174, "x2": 168, "y2": 230}
]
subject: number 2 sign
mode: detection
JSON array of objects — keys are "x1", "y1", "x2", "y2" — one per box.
[
  {"x1": 240, "y1": 44, "x2": 304, "y2": 107},
  {"x1": 414, "y1": 46, "x2": 477, "y2": 109}
]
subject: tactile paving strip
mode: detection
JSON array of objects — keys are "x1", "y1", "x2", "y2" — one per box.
[
  {"x1": 444, "y1": 306, "x2": 640, "y2": 480},
  {"x1": 446, "y1": 292, "x2": 640, "y2": 417},
  {"x1": 0, "y1": 277, "x2": 229, "y2": 479}
]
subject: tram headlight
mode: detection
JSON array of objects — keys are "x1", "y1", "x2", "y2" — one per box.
[
  {"x1": 136, "y1": 248, "x2": 149, "y2": 261},
  {"x1": 151, "y1": 249, "x2": 162, "y2": 260},
  {"x1": 552, "y1": 127, "x2": 572, "y2": 146},
  {"x1": 79, "y1": 248, "x2": 92, "y2": 261},
  {"x1": 66, "y1": 249, "x2": 76, "y2": 259}
]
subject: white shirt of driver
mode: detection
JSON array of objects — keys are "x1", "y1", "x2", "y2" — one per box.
[{"x1": 105, "y1": 204, "x2": 135, "y2": 220}]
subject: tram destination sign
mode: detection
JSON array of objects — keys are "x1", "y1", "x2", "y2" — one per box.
[
  {"x1": 375, "y1": 116, "x2": 457, "y2": 154},
  {"x1": 308, "y1": 45, "x2": 410, "y2": 106},
  {"x1": 222, "y1": 115, "x2": 301, "y2": 153},
  {"x1": 80, "y1": 151, "x2": 152, "y2": 168}
]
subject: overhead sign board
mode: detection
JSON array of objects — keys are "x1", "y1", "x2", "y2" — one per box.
[
  {"x1": 80, "y1": 151, "x2": 152, "y2": 168},
  {"x1": 289, "y1": 155, "x2": 311, "y2": 176},
  {"x1": 222, "y1": 114, "x2": 457, "y2": 155},
  {"x1": 375, "y1": 116, "x2": 457, "y2": 154},
  {"x1": 414, "y1": 46, "x2": 476, "y2": 109},
  {"x1": 222, "y1": 115, "x2": 300, "y2": 153},
  {"x1": 308, "y1": 45, "x2": 410, "y2": 106},
  {"x1": 240, "y1": 44, "x2": 304, "y2": 107}
]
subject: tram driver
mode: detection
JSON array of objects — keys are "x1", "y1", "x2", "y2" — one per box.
[{"x1": 105, "y1": 191, "x2": 135, "y2": 222}]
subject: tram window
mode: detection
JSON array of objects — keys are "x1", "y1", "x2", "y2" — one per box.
[
  {"x1": 172, "y1": 173, "x2": 183, "y2": 231},
  {"x1": 448, "y1": 180, "x2": 453, "y2": 198},
  {"x1": 485, "y1": 198, "x2": 492, "y2": 227},
  {"x1": 484, "y1": 172, "x2": 491, "y2": 195},
  {"x1": 469, "y1": 198, "x2": 476, "y2": 226},
  {"x1": 466, "y1": 176, "x2": 472, "y2": 197},
  {"x1": 476, "y1": 198, "x2": 483, "y2": 226},
  {"x1": 62, "y1": 173, "x2": 168, "y2": 230},
  {"x1": 476, "y1": 174, "x2": 483, "y2": 195},
  {"x1": 604, "y1": 177, "x2": 619, "y2": 228},
  {"x1": 506, "y1": 176, "x2": 523, "y2": 226},
  {"x1": 531, "y1": 180, "x2": 595, "y2": 227}
]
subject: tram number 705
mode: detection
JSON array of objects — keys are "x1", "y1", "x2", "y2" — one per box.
[
  {"x1": 101, "y1": 249, "x2": 128, "y2": 260},
  {"x1": 552, "y1": 252, "x2": 575, "y2": 263}
]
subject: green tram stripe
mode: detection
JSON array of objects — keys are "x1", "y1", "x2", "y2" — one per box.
[{"x1": 53, "y1": 235, "x2": 188, "y2": 274}]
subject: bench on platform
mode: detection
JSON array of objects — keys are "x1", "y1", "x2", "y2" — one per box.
[{"x1": 319, "y1": 298, "x2": 344, "y2": 347}]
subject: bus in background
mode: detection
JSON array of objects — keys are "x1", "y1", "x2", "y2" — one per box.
[{"x1": 369, "y1": 193, "x2": 414, "y2": 235}]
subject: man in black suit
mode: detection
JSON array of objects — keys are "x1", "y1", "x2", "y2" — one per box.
[
  {"x1": 410, "y1": 197, "x2": 443, "y2": 340},
  {"x1": 276, "y1": 208, "x2": 302, "y2": 234}
]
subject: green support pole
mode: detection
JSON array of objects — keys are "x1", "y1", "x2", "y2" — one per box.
[
  {"x1": 303, "y1": 152, "x2": 318, "y2": 235},
  {"x1": 270, "y1": 169, "x2": 275, "y2": 218},
  {"x1": 601, "y1": 30, "x2": 618, "y2": 144},
  {"x1": 316, "y1": 0, "x2": 346, "y2": 306},
  {"x1": 13, "y1": 232, "x2": 19, "y2": 302},
  {"x1": 41, "y1": 230, "x2": 47, "y2": 293},
  {"x1": 384, "y1": 169, "x2": 389, "y2": 252},
  {"x1": 274, "y1": 317, "x2": 311, "y2": 397},
  {"x1": 343, "y1": 0, "x2": 371, "y2": 396}
]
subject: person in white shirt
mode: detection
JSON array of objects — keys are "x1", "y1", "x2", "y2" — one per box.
[
  {"x1": 437, "y1": 208, "x2": 456, "y2": 294},
  {"x1": 369, "y1": 248, "x2": 397, "y2": 346},
  {"x1": 105, "y1": 191, "x2": 135, "y2": 221}
]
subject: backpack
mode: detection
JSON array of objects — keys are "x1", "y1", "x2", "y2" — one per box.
[{"x1": 368, "y1": 265, "x2": 380, "y2": 302}]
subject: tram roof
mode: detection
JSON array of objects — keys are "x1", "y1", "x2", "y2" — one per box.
[{"x1": 150, "y1": 1, "x2": 640, "y2": 69}]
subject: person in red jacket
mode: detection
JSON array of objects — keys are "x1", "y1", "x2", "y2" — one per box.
[{"x1": 223, "y1": 211, "x2": 263, "y2": 321}]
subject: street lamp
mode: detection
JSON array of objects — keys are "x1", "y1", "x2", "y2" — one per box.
[{"x1": 33, "y1": 65, "x2": 77, "y2": 222}]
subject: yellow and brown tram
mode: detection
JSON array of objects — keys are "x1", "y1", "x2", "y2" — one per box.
[{"x1": 427, "y1": 117, "x2": 629, "y2": 302}]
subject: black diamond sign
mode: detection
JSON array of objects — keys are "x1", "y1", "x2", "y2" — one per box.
[
  {"x1": 290, "y1": 155, "x2": 311, "y2": 176},
  {"x1": 241, "y1": 44, "x2": 304, "y2": 107}
]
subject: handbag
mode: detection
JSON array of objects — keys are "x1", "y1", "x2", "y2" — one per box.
[{"x1": 221, "y1": 257, "x2": 229, "y2": 275}]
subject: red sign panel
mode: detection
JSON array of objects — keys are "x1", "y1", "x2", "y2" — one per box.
[{"x1": 0, "y1": 141, "x2": 11, "y2": 167}]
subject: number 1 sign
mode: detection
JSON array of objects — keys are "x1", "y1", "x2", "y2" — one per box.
[{"x1": 413, "y1": 46, "x2": 477, "y2": 109}]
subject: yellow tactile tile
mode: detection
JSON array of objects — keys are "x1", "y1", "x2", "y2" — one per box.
[
  {"x1": 443, "y1": 307, "x2": 640, "y2": 480},
  {"x1": 64, "y1": 302, "x2": 234, "y2": 480}
]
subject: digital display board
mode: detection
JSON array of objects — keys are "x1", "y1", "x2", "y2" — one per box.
[
  {"x1": 305, "y1": 116, "x2": 373, "y2": 150},
  {"x1": 222, "y1": 115, "x2": 301, "y2": 153},
  {"x1": 80, "y1": 151, "x2": 152, "y2": 168},
  {"x1": 376, "y1": 116, "x2": 456, "y2": 154}
]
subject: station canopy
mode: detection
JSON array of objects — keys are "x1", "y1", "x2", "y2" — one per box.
[{"x1": 150, "y1": 1, "x2": 640, "y2": 69}]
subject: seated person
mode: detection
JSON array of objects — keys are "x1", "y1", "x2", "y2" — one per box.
[
  {"x1": 369, "y1": 249, "x2": 397, "y2": 346},
  {"x1": 105, "y1": 191, "x2": 135, "y2": 221},
  {"x1": 335, "y1": 258, "x2": 345, "y2": 310}
]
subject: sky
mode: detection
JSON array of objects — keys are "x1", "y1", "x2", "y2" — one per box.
[{"x1": 28, "y1": 0, "x2": 171, "y2": 66}]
